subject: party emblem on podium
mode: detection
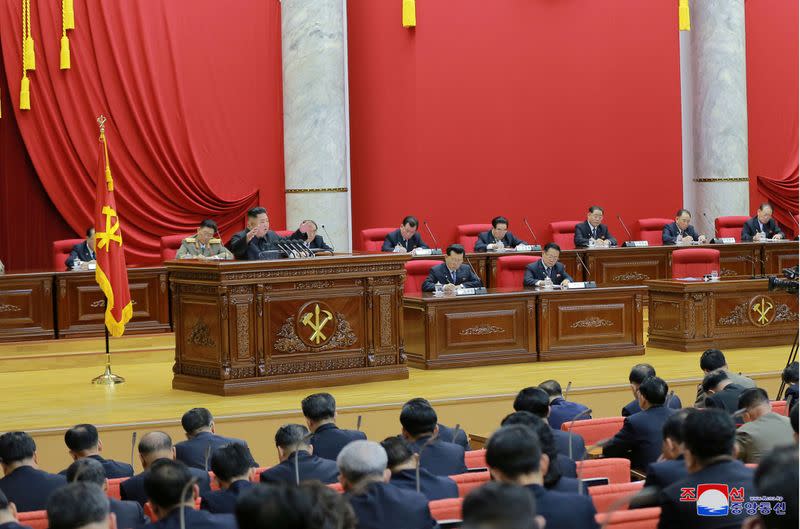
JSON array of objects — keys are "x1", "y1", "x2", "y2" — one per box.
[
  {"x1": 748, "y1": 296, "x2": 775, "y2": 327},
  {"x1": 298, "y1": 301, "x2": 337, "y2": 347}
]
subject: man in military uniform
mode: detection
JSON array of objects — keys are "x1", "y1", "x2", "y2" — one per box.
[{"x1": 176, "y1": 219, "x2": 233, "y2": 260}]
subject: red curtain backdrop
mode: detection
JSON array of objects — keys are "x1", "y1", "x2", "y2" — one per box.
[
  {"x1": 745, "y1": 0, "x2": 799, "y2": 238},
  {"x1": 0, "y1": 0, "x2": 285, "y2": 266},
  {"x1": 347, "y1": 0, "x2": 683, "y2": 248}
]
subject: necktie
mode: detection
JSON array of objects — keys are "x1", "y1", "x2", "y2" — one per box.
[
  {"x1": 591, "y1": 227, "x2": 597, "y2": 239},
  {"x1": 451, "y1": 270, "x2": 457, "y2": 283},
  {"x1": 545, "y1": 267, "x2": 551, "y2": 278}
]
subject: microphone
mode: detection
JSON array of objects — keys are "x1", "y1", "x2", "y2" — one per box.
[
  {"x1": 451, "y1": 423, "x2": 463, "y2": 445},
  {"x1": 522, "y1": 218, "x2": 542, "y2": 250},
  {"x1": 178, "y1": 476, "x2": 199, "y2": 529},
  {"x1": 204, "y1": 444, "x2": 211, "y2": 471},
  {"x1": 321, "y1": 224, "x2": 336, "y2": 253},
  {"x1": 130, "y1": 432, "x2": 138, "y2": 471},
  {"x1": 574, "y1": 252, "x2": 596, "y2": 287},
  {"x1": 567, "y1": 408, "x2": 593, "y2": 461},
  {"x1": 356, "y1": 415, "x2": 363, "y2": 431},
  {"x1": 295, "y1": 431, "x2": 316, "y2": 485},
  {"x1": 702, "y1": 212, "x2": 717, "y2": 243},
  {"x1": 463, "y1": 254, "x2": 487, "y2": 293},
  {"x1": 563, "y1": 381, "x2": 573, "y2": 401},
  {"x1": 617, "y1": 215, "x2": 645, "y2": 247},
  {"x1": 665, "y1": 390, "x2": 675, "y2": 409},
  {"x1": 423, "y1": 220, "x2": 440, "y2": 251}
]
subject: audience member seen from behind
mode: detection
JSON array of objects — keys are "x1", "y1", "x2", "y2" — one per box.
[
  {"x1": 259, "y1": 424, "x2": 338, "y2": 485},
  {"x1": 462, "y1": 481, "x2": 543, "y2": 529},
  {"x1": 380, "y1": 436, "x2": 458, "y2": 501},
  {"x1": 781, "y1": 362, "x2": 798, "y2": 406},
  {"x1": 399, "y1": 398, "x2": 467, "y2": 476},
  {"x1": 741, "y1": 445, "x2": 797, "y2": 529},
  {"x1": 513, "y1": 386, "x2": 585, "y2": 460},
  {"x1": 0, "y1": 431, "x2": 67, "y2": 512},
  {"x1": 622, "y1": 364, "x2": 682, "y2": 417},
  {"x1": 60, "y1": 423, "x2": 134, "y2": 478},
  {"x1": 538, "y1": 379, "x2": 592, "y2": 429},
  {"x1": 735, "y1": 388, "x2": 794, "y2": 464},
  {"x1": 695, "y1": 349, "x2": 755, "y2": 406},
  {"x1": 174, "y1": 408, "x2": 257, "y2": 470},
  {"x1": 200, "y1": 444, "x2": 254, "y2": 514},
  {"x1": 46, "y1": 483, "x2": 112, "y2": 529},
  {"x1": 301, "y1": 392, "x2": 366, "y2": 462}
]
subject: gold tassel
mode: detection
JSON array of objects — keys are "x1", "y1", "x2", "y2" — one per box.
[
  {"x1": 402, "y1": 0, "x2": 416, "y2": 28},
  {"x1": 23, "y1": 37, "x2": 35, "y2": 71},
  {"x1": 60, "y1": 35, "x2": 71, "y2": 69},
  {"x1": 19, "y1": 75, "x2": 30, "y2": 110},
  {"x1": 64, "y1": 0, "x2": 75, "y2": 30},
  {"x1": 679, "y1": 0, "x2": 691, "y2": 31}
]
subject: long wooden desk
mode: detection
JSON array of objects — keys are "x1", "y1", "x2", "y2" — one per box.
[{"x1": 0, "y1": 271, "x2": 55, "y2": 341}]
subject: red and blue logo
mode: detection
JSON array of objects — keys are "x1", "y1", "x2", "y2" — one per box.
[{"x1": 680, "y1": 484, "x2": 745, "y2": 517}]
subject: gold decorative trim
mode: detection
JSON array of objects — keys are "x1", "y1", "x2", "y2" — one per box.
[
  {"x1": 692, "y1": 178, "x2": 749, "y2": 183},
  {"x1": 570, "y1": 316, "x2": 613, "y2": 329},
  {"x1": 285, "y1": 187, "x2": 349, "y2": 193},
  {"x1": 460, "y1": 324, "x2": 505, "y2": 336}
]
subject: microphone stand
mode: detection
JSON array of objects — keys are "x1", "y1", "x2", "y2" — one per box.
[
  {"x1": 522, "y1": 218, "x2": 542, "y2": 251},
  {"x1": 574, "y1": 253, "x2": 596, "y2": 287},
  {"x1": 423, "y1": 220, "x2": 441, "y2": 251},
  {"x1": 130, "y1": 432, "x2": 138, "y2": 471},
  {"x1": 416, "y1": 433, "x2": 439, "y2": 493},
  {"x1": 563, "y1": 381, "x2": 573, "y2": 401},
  {"x1": 463, "y1": 254, "x2": 487, "y2": 293},
  {"x1": 321, "y1": 225, "x2": 336, "y2": 253},
  {"x1": 616, "y1": 215, "x2": 638, "y2": 247},
  {"x1": 567, "y1": 408, "x2": 593, "y2": 462}
]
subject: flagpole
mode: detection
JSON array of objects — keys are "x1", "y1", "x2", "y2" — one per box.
[{"x1": 92, "y1": 294, "x2": 125, "y2": 385}]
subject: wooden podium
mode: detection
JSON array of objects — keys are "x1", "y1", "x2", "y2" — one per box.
[{"x1": 167, "y1": 254, "x2": 410, "y2": 395}]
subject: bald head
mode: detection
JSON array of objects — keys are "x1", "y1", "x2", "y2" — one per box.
[{"x1": 138, "y1": 432, "x2": 174, "y2": 468}]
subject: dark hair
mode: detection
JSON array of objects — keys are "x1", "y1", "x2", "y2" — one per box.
[
  {"x1": 701, "y1": 370, "x2": 730, "y2": 392},
  {"x1": 662, "y1": 408, "x2": 694, "y2": 443},
  {"x1": 700, "y1": 349, "x2": 727, "y2": 371},
  {"x1": 301, "y1": 393, "x2": 336, "y2": 422},
  {"x1": 400, "y1": 398, "x2": 437, "y2": 437},
  {"x1": 401, "y1": 216, "x2": 419, "y2": 228},
  {"x1": 462, "y1": 481, "x2": 538, "y2": 529},
  {"x1": 629, "y1": 363, "x2": 656, "y2": 385},
  {"x1": 0, "y1": 431, "x2": 36, "y2": 464},
  {"x1": 537, "y1": 380, "x2": 562, "y2": 397},
  {"x1": 682, "y1": 408, "x2": 736, "y2": 461},
  {"x1": 754, "y1": 445, "x2": 797, "y2": 529},
  {"x1": 501, "y1": 411, "x2": 561, "y2": 488},
  {"x1": 782, "y1": 362, "x2": 799, "y2": 384},
  {"x1": 86, "y1": 227, "x2": 95, "y2": 237},
  {"x1": 235, "y1": 483, "x2": 312, "y2": 529},
  {"x1": 491, "y1": 216, "x2": 509, "y2": 228},
  {"x1": 758, "y1": 202, "x2": 773, "y2": 212},
  {"x1": 66, "y1": 457, "x2": 105, "y2": 486},
  {"x1": 210, "y1": 443, "x2": 251, "y2": 482},
  {"x1": 0, "y1": 489, "x2": 8, "y2": 510},
  {"x1": 47, "y1": 483, "x2": 109, "y2": 529},
  {"x1": 199, "y1": 219, "x2": 218, "y2": 232},
  {"x1": 64, "y1": 424, "x2": 99, "y2": 453},
  {"x1": 486, "y1": 425, "x2": 542, "y2": 478},
  {"x1": 380, "y1": 437, "x2": 414, "y2": 469},
  {"x1": 138, "y1": 431, "x2": 173, "y2": 455},
  {"x1": 144, "y1": 459, "x2": 195, "y2": 510},
  {"x1": 791, "y1": 403, "x2": 798, "y2": 435},
  {"x1": 737, "y1": 388, "x2": 770, "y2": 411},
  {"x1": 445, "y1": 244, "x2": 465, "y2": 257},
  {"x1": 588, "y1": 206, "x2": 604, "y2": 214},
  {"x1": 675, "y1": 208, "x2": 691, "y2": 218},
  {"x1": 181, "y1": 408, "x2": 213, "y2": 435},
  {"x1": 513, "y1": 387, "x2": 550, "y2": 418},
  {"x1": 638, "y1": 376, "x2": 668, "y2": 406},
  {"x1": 300, "y1": 481, "x2": 357, "y2": 529},
  {"x1": 247, "y1": 207, "x2": 267, "y2": 219},
  {"x1": 275, "y1": 424, "x2": 311, "y2": 450},
  {"x1": 543, "y1": 242, "x2": 561, "y2": 254}
]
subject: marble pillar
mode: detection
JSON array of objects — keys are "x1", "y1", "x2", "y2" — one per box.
[
  {"x1": 684, "y1": 0, "x2": 750, "y2": 237},
  {"x1": 281, "y1": 0, "x2": 352, "y2": 251}
]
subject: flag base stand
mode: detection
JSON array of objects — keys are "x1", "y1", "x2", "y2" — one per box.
[{"x1": 91, "y1": 321, "x2": 124, "y2": 385}]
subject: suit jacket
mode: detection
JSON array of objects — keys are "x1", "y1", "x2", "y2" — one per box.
[
  {"x1": 65, "y1": 241, "x2": 96, "y2": 269},
  {"x1": 0, "y1": 466, "x2": 67, "y2": 512},
  {"x1": 644, "y1": 456, "x2": 688, "y2": 492},
  {"x1": 437, "y1": 423, "x2": 469, "y2": 450},
  {"x1": 347, "y1": 481, "x2": 437, "y2": 529},
  {"x1": 741, "y1": 215, "x2": 784, "y2": 241},
  {"x1": 662, "y1": 222, "x2": 701, "y2": 245},
  {"x1": 120, "y1": 465, "x2": 211, "y2": 506},
  {"x1": 245, "y1": 231, "x2": 284, "y2": 260},
  {"x1": 552, "y1": 428, "x2": 585, "y2": 461},
  {"x1": 310, "y1": 423, "x2": 367, "y2": 461},
  {"x1": 474, "y1": 230, "x2": 526, "y2": 252},
  {"x1": 524, "y1": 484, "x2": 599, "y2": 529},
  {"x1": 59, "y1": 454, "x2": 134, "y2": 479},
  {"x1": 704, "y1": 384, "x2": 745, "y2": 416},
  {"x1": 142, "y1": 507, "x2": 237, "y2": 529},
  {"x1": 602, "y1": 405, "x2": 674, "y2": 471},
  {"x1": 226, "y1": 229, "x2": 250, "y2": 260},
  {"x1": 199, "y1": 480, "x2": 253, "y2": 515},
  {"x1": 381, "y1": 229, "x2": 428, "y2": 252},
  {"x1": 548, "y1": 475, "x2": 587, "y2": 494},
  {"x1": 421, "y1": 263, "x2": 482, "y2": 292},
  {"x1": 258, "y1": 450, "x2": 339, "y2": 485},
  {"x1": 409, "y1": 436, "x2": 467, "y2": 476},
  {"x1": 288, "y1": 230, "x2": 333, "y2": 252},
  {"x1": 785, "y1": 383, "x2": 798, "y2": 405},
  {"x1": 0, "y1": 523, "x2": 32, "y2": 529},
  {"x1": 548, "y1": 398, "x2": 592, "y2": 430},
  {"x1": 110, "y1": 498, "x2": 149, "y2": 529},
  {"x1": 574, "y1": 221, "x2": 617, "y2": 248},
  {"x1": 389, "y1": 468, "x2": 458, "y2": 501},
  {"x1": 736, "y1": 412, "x2": 794, "y2": 464},
  {"x1": 694, "y1": 371, "x2": 755, "y2": 406},
  {"x1": 523, "y1": 260, "x2": 573, "y2": 287},
  {"x1": 175, "y1": 432, "x2": 257, "y2": 471},
  {"x1": 555, "y1": 454, "x2": 577, "y2": 478},
  {"x1": 622, "y1": 394, "x2": 683, "y2": 417},
  {"x1": 657, "y1": 459, "x2": 754, "y2": 529}
]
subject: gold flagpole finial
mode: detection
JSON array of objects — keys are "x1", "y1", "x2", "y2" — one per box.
[{"x1": 97, "y1": 115, "x2": 107, "y2": 135}]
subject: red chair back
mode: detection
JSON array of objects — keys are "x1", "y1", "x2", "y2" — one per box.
[
  {"x1": 450, "y1": 471, "x2": 490, "y2": 497},
  {"x1": 404, "y1": 260, "x2": 441, "y2": 294},
  {"x1": 495, "y1": 255, "x2": 541, "y2": 289},
  {"x1": 595, "y1": 507, "x2": 661, "y2": 529},
  {"x1": 53, "y1": 238, "x2": 85, "y2": 270},
  {"x1": 208, "y1": 471, "x2": 221, "y2": 491},
  {"x1": 429, "y1": 497, "x2": 463, "y2": 523},
  {"x1": 107, "y1": 477, "x2": 127, "y2": 500},
  {"x1": 671, "y1": 248, "x2": 720, "y2": 278},
  {"x1": 274, "y1": 230, "x2": 294, "y2": 238},
  {"x1": 636, "y1": 218, "x2": 672, "y2": 245},
  {"x1": 561, "y1": 416, "x2": 625, "y2": 447},
  {"x1": 464, "y1": 449, "x2": 486, "y2": 469},
  {"x1": 715, "y1": 216, "x2": 750, "y2": 242},
  {"x1": 18, "y1": 510, "x2": 48, "y2": 529},
  {"x1": 252, "y1": 466, "x2": 270, "y2": 482},
  {"x1": 576, "y1": 458, "x2": 631, "y2": 484},
  {"x1": 328, "y1": 482, "x2": 344, "y2": 493},
  {"x1": 589, "y1": 481, "x2": 645, "y2": 512},
  {"x1": 360, "y1": 228, "x2": 394, "y2": 251},
  {"x1": 549, "y1": 221, "x2": 580, "y2": 250},
  {"x1": 159, "y1": 234, "x2": 187, "y2": 261},
  {"x1": 771, "y1": 400, "x2": 788, "y2": 416},
  {"x1": 456, "y1": 224, "x2": 492, "y2": 250}
]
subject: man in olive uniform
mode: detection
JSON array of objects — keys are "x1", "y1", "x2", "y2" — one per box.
[{"x1": 176, "y1": 219, "x2": 233, "y2": 260}]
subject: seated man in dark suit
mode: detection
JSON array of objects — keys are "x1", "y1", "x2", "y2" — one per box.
[
  {"x1": 301, "y1": 392, "x2": 366, "y2": 461},
  {"x1": 244, "y1": 211, "x2": 283, "y2": 260},
  {"x1": 539, "y1": 379, "x2": 592, "y2": 430},
  {"x1": 474, "y1": 216, "x2": 527, "y2": 252},
  {"x1": 694, "y1": 349, "x2": 756, "y2": 406},
  {"x1": 143, "y1": 460, "x2": 237, "y2": 529},
  {"x1": 288, "y1": 220, "x2": 333, "y2": 252},
  {"x1": 742, "y1": 446, "x2": 797, "y2": 529},
  {"x1": 381, "y1": 216, "x2": 429, "y2": 253},
  {"x1": 65, "y1": 227, "x2": 97, "y2": 270},
  {"x1": 46, "y1": 482, "x2": 114, "y2": 529},
  {"x1": 410, "y1": 397, "x2": 469, "y2": 450},
  {"x1": 657, "y1": 409, "x2": 754, "y2": 529},
  {"x1": 523, "y1": 243, "x2": 573, "y2": 288},
  {"x1": 421, "y1": 244, "x2": 483, "y2": 293},
  {"x1": 662, "y1": 209, "x2": 707, "y2": 245},
  {"x1": 174, "y1": 408, "x2": 257, "y2": 470},
  {"x1": 603, "y1": 376, "x2": 675, "y2": 472},
  {"x1": 741, "y1": 202, "x2": 785, "y2": 241},
  {"x1": 0, "y1": 431, "x2": 67, "y2": 512},
  {"x1": 66, "y1": 458, "x2": 148, "y2": 529},
  {"x1": 235, "y1": 482, "x2": 355, "y2": 529},
  {"x1": 574, "y1": 206, "x2": 617, "y2": 248},
  {"x1": 399, "y1": 398, "x2": 467, "y2": 476},
  {"x1": 225, "y1": 206, "x2": 265, "y2": 260},
  {"x1": 486, "y1": 424, "x2": 599, "y2": 529},
  {"x1": 702, "y1": 370, "x2": 746, "y2": 417},
  {"x1": 200, "y1": 444, "x2": 253, "y2": 514},
  {"x1": 120, "y1": 431, "x2": 211, "y2": 505},
  {"x1": 259, "y1": 424, "x2": 339, "y2": 485},
  {"x1": 462, "y1": 481, "x2": 542, "y2": 529},
  {"x1": 338, "y1": 440, "x2": 437, "y2": 529},
  {"x1": 514, "y1": 386, "x2": 585, "y2": 460},
  {"x1": 622, "y1": 364, "x2": 682, "y2": 416},
  {"x1": 58, "y1": 424, "x2": 133, "y2": 479},
  {"x1": 380, "y1": 436, "x2": 458, "y2": 501}
]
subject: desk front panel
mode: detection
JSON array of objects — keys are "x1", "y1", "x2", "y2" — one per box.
[{"x1": 0, "y1": 273, "x2": 55, "y2": 341}]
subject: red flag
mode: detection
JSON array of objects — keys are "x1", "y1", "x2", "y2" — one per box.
[{"x1": 94, "y1": 121, "x2": 132, "y2": 336}]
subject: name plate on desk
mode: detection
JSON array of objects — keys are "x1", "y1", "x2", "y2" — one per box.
[
  {"x1": 566, "y1": 281, "x2": 596, "y2": 289},
  {"x1": 711, "y1": 237, "x2": 736, "y2": 244},
  {"x1": 516, "y1": 244, "x2": 541, "y2": 252},
  {"x1": 623, "y1": 241, "x2": 649, "y2": 247},
  {"x1": 455, "y1": 287, "x2": 488, "y2": 296},
  {"x1": 412, "y1": 248, "x2": 442, "y2": 256}
]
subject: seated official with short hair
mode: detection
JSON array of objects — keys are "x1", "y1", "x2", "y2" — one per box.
[
  {"x1": 289, "y1": 220, "x2": 333, "y2": 252},
  {"x1": 523, "y1": 243, "x2": 572, "y2": 287},
  {"x1": 662, "y1": 209, "x2": 706, "y2": 245},
  {"x1": 741, "y1": 202, "x2": 785, "y2": 241},
  {"x1": 421, "y1": 244, "x2": 482, "y2": 293},
  {"x1": 382, "y1": 216, "x2": 428, "y2": 253},
  {"x1": 574, "y1": 206, "x2": 617, "y2": 248},
  {"x1": 65, "y1": 227, "x2": 97, "y2": 270},
  {"x1": 176, "y1": 219, "x2": 233, "y2": 260},
  {"x1": 226, "y1": 206, "x2": 268, "y2": 260},
  {"x1": 474, "y1": 216, "x2": 527, "y2": 252}
]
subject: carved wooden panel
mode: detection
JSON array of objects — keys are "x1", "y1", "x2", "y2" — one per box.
[
  {"x1": 0, "y1": 273, "x2": 55, "y2": 341},
  {"x1": 763, "y1": 241, "x2": 799, "y2": 275},
  {"x1": 716, "y1": 244, "x2": 759, "y2": 277},
  {"x1": 586, "y1": 248, "x2": 669, "y2": 286}
]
